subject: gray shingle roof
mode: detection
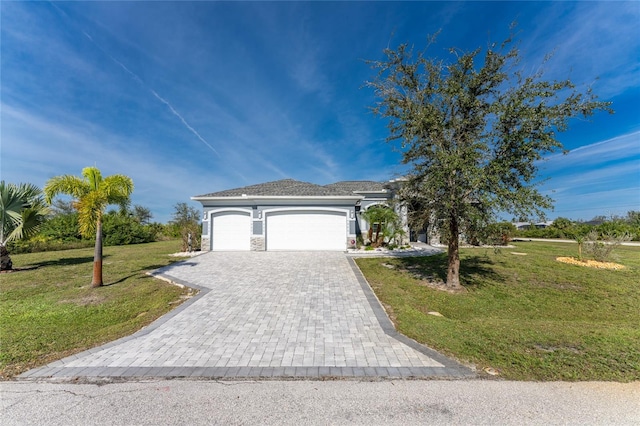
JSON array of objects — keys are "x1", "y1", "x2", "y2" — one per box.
[
  {"x1": 324, "y1": 181, "x2": 387, "y2": 193},
  {"x1": 195, "y1": 179, "x2": 357, "y2": 198}
]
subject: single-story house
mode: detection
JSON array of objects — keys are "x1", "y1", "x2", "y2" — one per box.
[
  {"x1": 513, "y1": 221, "x2": 554, "y2": 230},
  {"x1": 192, "y1": 179, "x2": 408, "y2": 251}
]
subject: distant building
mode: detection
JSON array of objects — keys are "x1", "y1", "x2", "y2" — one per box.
[{"x1": 513, "y1": 221, "x2": 554, "y2": 230}]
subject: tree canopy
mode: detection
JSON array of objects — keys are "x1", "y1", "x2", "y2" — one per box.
[
  {"x1": 132, "y1": 205, "x2": 153, "y2": 225},
  {"x1": 361, "y1": 205, "x2": 404, "y2": 247},
  {"x1": 170, "y1": 202, "x2": 201, "y2": 252},
  {"x1": 367, "y1": 32, "x2": 612, "y2": 289},
  {"x1": 0, "y1": 182, "x2": 50, "y2": 270}
]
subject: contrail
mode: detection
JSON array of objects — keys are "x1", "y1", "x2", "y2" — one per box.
[
  {"x1": 50, "y1": 2, "x2": 220, "y2": 157},
  {"x1": 83, "y1": 32, "x2": 146, "y2": 87},
  {"x1": 90, "y1": 44, "x2": 219, "y2": 157},
  {"x1": 91, "y1": 40, "x2": 219, "y2": 157},
  {"x1": 150, "y1": 90, "x2": 220, "y2": 156}
]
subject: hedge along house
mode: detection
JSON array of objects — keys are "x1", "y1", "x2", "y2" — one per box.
[{"x1": 192, "y1": 179, "x2": 407, "y2": 251}]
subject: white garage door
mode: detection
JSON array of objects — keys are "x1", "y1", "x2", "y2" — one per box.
[
  {"x1": 266, "y1": 211, "x2": 346, "y2": 251},
  {"x1": 211, "y1": 211, "x2": 251, "y2": 251}
]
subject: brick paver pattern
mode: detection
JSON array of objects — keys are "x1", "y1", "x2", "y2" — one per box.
[{"x1": 21, "y1": 252, "x2": 476, "y2": 379}]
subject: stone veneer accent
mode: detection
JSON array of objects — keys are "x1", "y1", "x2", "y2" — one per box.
[
  {"x1": 201, "y1": 236, "x2": 210, "y2": 252},
  {"x1": 428, "y1": 226, "x2": 441, "y2": 245},
  {"x1": 251, "y1": 237, "x2": 265, "y2": 251},
  {"x1": 347, "y1": 237, "x2": 357, "y2": 249}
]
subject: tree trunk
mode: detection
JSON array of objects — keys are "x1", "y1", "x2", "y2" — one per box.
[
  {"x1": 91, "y1": 219, "x2": 103, "y2": 287},
  {"x1": 446, "y1": 216, "x2": 462, "y2": 289},
  {"x1": 0, "y1": 245, "x2": 13, "y2": 271}
]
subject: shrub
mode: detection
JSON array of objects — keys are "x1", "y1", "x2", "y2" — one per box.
[
  {"x1": 40, "y1": 213, "x2": 83, "y2": 242},
  {"x1": 170, "y1": 203, "x2": 201, "y2": 252},
  {"x1": 583, "y1": 230, "x2": 632, "y2": 262},
  {"x1": 479, "y1": 222, "x2": 517, "y2": 245},
  {"x1": 102, "y1": 213, "x2": 156, "y2": 246},
  {"x1": 362, "y1": 205, "x2": 403, "y2": 247},
  {"x1": 596, "y1": 221, "x2": 638, "y2": 240},
  {"x1": 145, "y1": 222, "x2": 171, "y2": 241},
  {"x1": 6, "y1": 236, "x2": 93, "y2": 254}
]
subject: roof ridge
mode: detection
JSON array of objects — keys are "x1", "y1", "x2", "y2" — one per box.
[
  {"x1": 194, "y1": 178, "x2": 357, "y2": 198},
  {"x1": 323, "y1": 180, "x2": 389, "y2": 193}
]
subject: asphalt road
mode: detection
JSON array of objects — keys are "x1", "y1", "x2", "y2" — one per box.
[{"x1": 2, "y1": 379, "x2": 639, "y2": 425}]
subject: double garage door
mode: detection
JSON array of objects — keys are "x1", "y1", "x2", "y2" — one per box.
[
  {"x1": 210, "y1": 210, "x2": 346, "y2": 251},
  {"x1": 266, "y1": 211, "x2": 346, "y2": 251}
]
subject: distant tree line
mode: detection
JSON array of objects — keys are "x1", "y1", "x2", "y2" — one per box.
[
  {"x1": 4, "y1": 185, "x2": 201, "y2": 255},
  {"x1": 8, "y1": 202, "x2": 201, "y2": 254},
  {"x1": 432, "y1": 211, "x2": 639, "y2": 248},
  {"x1": 513, "y1": 211, "x2": 640, "y2": 241}
]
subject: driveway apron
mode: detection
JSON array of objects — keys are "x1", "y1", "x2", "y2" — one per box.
[{"x1": 20, "y1": 252, "x2": 473, "y2": 379}]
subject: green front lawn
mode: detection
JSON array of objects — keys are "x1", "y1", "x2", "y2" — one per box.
[
  {"x1": 0, "y1": 240, "x2": 194, "y2": 379},
  {"x1": 356, "y1": 242, "x2": 640, "y2": 381}
]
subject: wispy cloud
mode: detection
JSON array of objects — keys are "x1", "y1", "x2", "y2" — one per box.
[
  {"x1": 537, "y1": 131, "x2": 640, "y2": 219},
  {"x1": 546, "y1": 161, "x2": 640, "y2": 195},
  {"x1": 522, "y1": 2, "x2": 640, "y2": 97},
  {"x1": 4, "y1": 1, "x2": 636, "y2": 224},
  {"x1": 1, "y1": 103, "x2": 225, "y2": 221},
  {"x1": 47, "y1": 3, "x2": 222, "y2": 159},
  {"x1": 543, "y1": 131, "x2": 640, "y2": 170},
  {"x1": 549, "y1": 187, "x2": 640, "y2": 220}
]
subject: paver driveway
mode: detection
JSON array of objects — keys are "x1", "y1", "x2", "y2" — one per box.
[{"x1": 21, "y1": 252, "x2": 472, "y2": 379}]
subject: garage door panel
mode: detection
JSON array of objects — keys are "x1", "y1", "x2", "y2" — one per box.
[
  {"x1": 266, "y1": 211, "x2": 346, "y2": 251},
  {"x1": 212, "y1": 212, "x2": 251, "y2": 251}
]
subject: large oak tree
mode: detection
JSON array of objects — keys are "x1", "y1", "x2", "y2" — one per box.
[{"x1": 367, "y1": 34, "x2": 612, "y2": 289}]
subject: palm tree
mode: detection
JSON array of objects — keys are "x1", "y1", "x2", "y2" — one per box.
[
  {"x1": 361, "y1": 205, "x2": 401, "y2": 247},
  {"x1": 44, "y1": 167, "x2": 133, "y2": 287},
  {"x1": 1, "y1": 182, "x2": 50, "y2": 271}
]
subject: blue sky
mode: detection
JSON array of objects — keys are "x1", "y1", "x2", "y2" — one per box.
[{"x1": 2, "y1": 1, "x2": 639, "y2": 223}]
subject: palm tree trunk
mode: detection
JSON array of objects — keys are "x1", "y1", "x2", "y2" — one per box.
[
  {"x1": 91, "y1": 219, "x2": 103, "y2": 287},
  {"x1": 0, "y1": 244, "x2": 13, "y2": 271}
]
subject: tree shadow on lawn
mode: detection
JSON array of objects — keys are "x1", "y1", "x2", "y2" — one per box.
[
  {"x1": 103, "y1": 273, "x2": 138, "y2": 286},
  {"x1": 103, "y1": 261, "x2": 190, "y2": 286},
  {"x1": 398, "y1": 252, "x2": 504, "y2": 288},
  {"x1": 26, "y1": 256, "x2": 175, "y2": 272},
  {"x1": 137, "y1": 264, "x2": 177, "y2": 272},
  {"x1": 27, "y1": 255, "x2": 110, "y2": 269},
  {"x1": 103, "y1": 261, "x2": 199, "y2": 286},
  {"x1": 154, "y1": 261, "x2": 199, "y2": 272}
]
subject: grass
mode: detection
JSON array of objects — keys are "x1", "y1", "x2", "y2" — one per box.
[
  {"x1": 356, "y1": 242, "x2": 640, "y2": 381},
  {"x1": 3, "y1": 240, "x2": 638, "y2": 382},
  {"x1": 0, "y1": 240, "x2": 194, "y2": 379}
]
